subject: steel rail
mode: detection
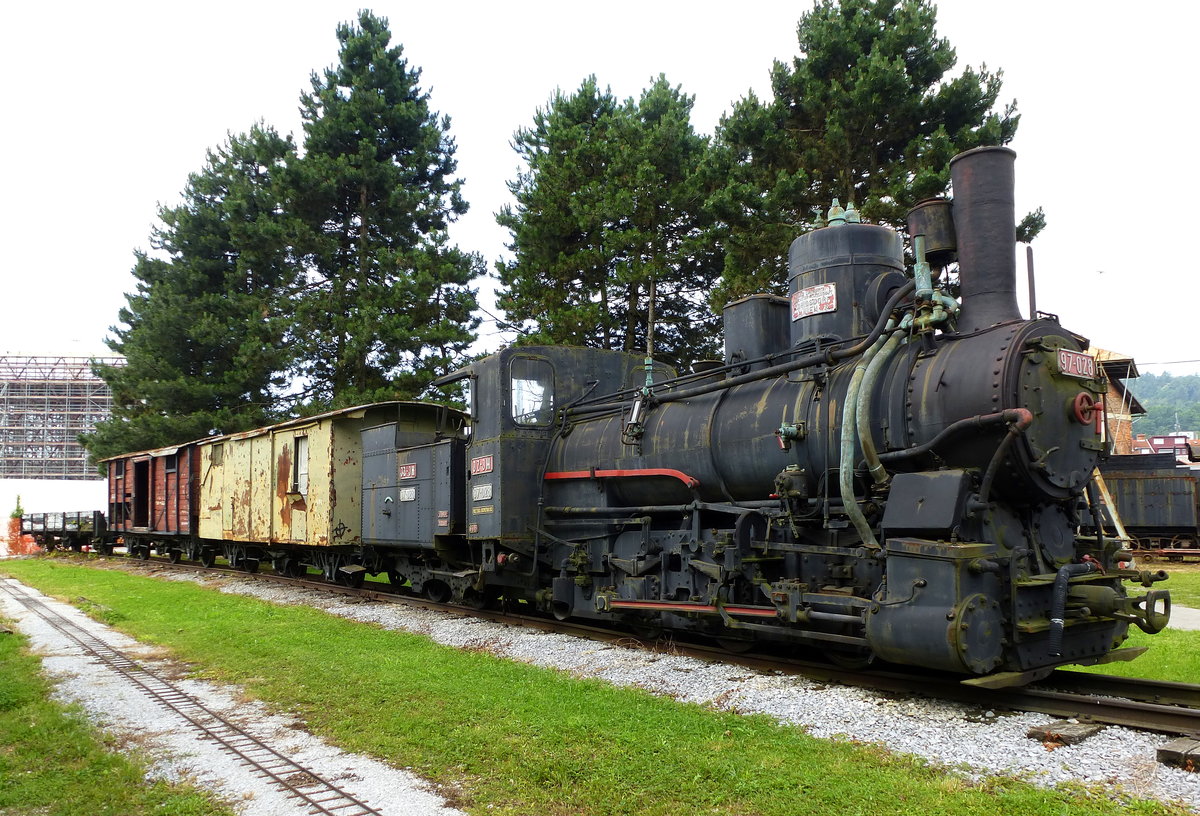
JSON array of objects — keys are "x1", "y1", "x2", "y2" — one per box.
[{"x1": 0, "y1": 579, "x2": 384, "y2": 816}]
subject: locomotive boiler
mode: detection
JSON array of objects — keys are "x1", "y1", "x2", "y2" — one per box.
[{"x1": 425, "y1": 146, "x2": 1170, "y2": 684}]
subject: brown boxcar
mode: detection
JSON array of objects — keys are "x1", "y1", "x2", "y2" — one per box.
[{"x1": 101, "y1": 443, "x2": 200, "y2": 552}]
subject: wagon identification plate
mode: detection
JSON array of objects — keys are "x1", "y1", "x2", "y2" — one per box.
[
  {"x1": 470, "y1": 455, "x2": 494, "y2": 476},
  {"x1": 398, "y1": 487, "x2": 417, "y2": 502},
  {"x1": 398, "y1": 463, "x2": 417, "y2": 480},
  {"x1": 472, "y1": 483, "x2": 493, "y2": 502},
  {"x1": 791, "y1": 283, "x2": 837, "y2": 321},
  {"x1": 1056, "y1": 349, "x2": 1097, "y2": 380}
]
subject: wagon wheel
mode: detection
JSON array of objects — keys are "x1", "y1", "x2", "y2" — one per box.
[
  {"x1": 168, "y1": 549, "x2": 182, "y2": 564},
  {"x1": 387, "y1": 571, "x2": 406, "y2": 589},
  {"x1": 136, "y1": 545, "x2": 151, "y2": 560},
  {"x1": 199, "y1": 548, "x2": 217, "y2": 569},
  {"x1": 336, "y1": 569, "x2": 366, "y2": 589}
]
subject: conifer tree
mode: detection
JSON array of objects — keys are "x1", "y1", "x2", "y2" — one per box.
[
  {"x1": 497, "y1": 76, "x2": 719, "y2": 370},
  {"x1": 84, "y1": 125, "x2": 298, "y2": 462},
  {"x1": 291, "y1": 11, "x2": 481, "y2": 408},
  {"x1": 708, "y1": 0, "x2": 1022, "y2": 305}
]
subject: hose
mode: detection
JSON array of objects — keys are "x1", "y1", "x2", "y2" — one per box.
[
  {"x1": 839, "y1": 327, "x2": 893, "y2": 551},
  {"x1": 856, "y1": 316, "x2": 911, "y2": 485},
  {"x1": 1048, "y1": 560, "x2": 1099, "y2": 656}
]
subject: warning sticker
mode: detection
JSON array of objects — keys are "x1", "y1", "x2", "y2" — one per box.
[{"x1": 791, "y1": 283, "x2": 837, "y2": 320}]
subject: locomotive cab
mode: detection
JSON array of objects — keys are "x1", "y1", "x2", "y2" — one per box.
[{"x1": 429, "y1": 346, "x2": 673, "y2": 602}]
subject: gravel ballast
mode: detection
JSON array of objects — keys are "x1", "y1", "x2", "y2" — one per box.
[{"x1": 5, "y1": 566, "x2": 1200, "y2": 814}]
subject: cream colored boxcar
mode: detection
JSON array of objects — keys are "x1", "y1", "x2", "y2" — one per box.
[{"x1": 197, "y1": 402, "x2": 452, "y2": 549}]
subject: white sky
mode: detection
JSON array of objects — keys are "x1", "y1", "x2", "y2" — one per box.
[
  {"x1": 2, "y1": 0, "x2": 1195, "y2": 374},
  {"x1": 1, "y1": 0, "x2": 1197, "y2": 515}
]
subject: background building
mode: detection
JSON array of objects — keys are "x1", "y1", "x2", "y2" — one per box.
[{"x1": 1, "y1": 355, "x2": 121, "y2": 479}]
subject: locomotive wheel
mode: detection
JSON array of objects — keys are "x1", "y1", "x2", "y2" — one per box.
[
  {"x1": 715, "y1": 637, "x2": 755, "y2": 654},
  {"x1": 423, "y1": 580, "x2": 451, "y2": 603},
  {"x1": 827, "y1": 648, "x2": 876, "y2": 670},
  {"x1": 461, "y1": 588, "x2": 488, "y2": 609},
  {"x1": 199, "y1": 548, "x2": 217, "y2": 569}
]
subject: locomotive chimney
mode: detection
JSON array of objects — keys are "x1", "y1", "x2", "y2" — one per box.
[{"x1": 950, "y1": 146, "x2": 1021, "y2": 333}]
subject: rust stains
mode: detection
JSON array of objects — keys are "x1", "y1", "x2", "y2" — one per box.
[{"x1": 277, "y1": 445, "x2": 293, "y2": 529}]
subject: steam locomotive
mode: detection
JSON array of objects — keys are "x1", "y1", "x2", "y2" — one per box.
[{"x1": 28, "y1": 146, "x2": 1171, "y2": 686}]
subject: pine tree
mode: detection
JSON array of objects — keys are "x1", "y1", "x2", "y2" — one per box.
[
  {"x1": 497, "y1": 76, "x2": 719, "y2": 370},
  {"x1": 291, "y1": 11, "x2": 481, "y2": 408},
  {"x1": 83, "y1": 125, "x2": 298, "y2": 462},
  {"x1": 708, "y1": 0, "x2": 1021, "y2": 305}
]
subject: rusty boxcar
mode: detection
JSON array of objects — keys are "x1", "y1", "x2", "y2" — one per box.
[
  {"x1": 101, "y1": 443, "x2": 200, "y2": 558},
  {"x1": 194, "y1": 402, "x2": 465, "y2": 579}
]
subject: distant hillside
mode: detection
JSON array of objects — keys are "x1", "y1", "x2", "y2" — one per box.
[{"x1": 1125, "y1": 372, "x2": 1200, "y2": 435}]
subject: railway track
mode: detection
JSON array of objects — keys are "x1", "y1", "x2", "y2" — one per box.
[
  {"x1": 32, "y1": 552, "x2": 1200, "y2": 741},
  {"x1": 0, "y1": 577, "x2": 385, "y2": 816}
]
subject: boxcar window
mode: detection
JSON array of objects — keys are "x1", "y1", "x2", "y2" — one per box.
[
  {"x1": 164, "y1": 453, "x2": 178, "y2": 473},
  {"x1": 293, "y1": 436, "x2": 309, "y2": 494},
  {"x1": 211, "y1": 444, "x2": 224, "y2": 466},
  {"x1": 510, "y1": 357, "x2": 554, "y2": 426}
]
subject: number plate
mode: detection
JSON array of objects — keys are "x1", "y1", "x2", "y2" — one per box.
[{"x1": 1057, "y1": 349, "x2": 1097, "y2": 380}]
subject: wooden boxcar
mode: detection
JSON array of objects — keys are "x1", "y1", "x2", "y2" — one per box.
[{"x1": 101, "y1": 443, "x2": 200, "y2": 557}]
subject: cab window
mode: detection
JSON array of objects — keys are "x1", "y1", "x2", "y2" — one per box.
[{"x1": 510, "y1": 357, "x2": 554, "y2": 426}]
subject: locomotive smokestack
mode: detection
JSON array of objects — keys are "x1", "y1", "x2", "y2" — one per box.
[{"x1": 950, "y1": 146, "x2": 1021, "y2": 332}]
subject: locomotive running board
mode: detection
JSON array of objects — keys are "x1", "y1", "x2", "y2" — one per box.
[{"x1": 960, "y1": 647, "x2": 1149, "y2": 689}]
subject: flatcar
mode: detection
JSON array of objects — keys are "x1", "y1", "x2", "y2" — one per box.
[{"x1": 26, "y1": 146, "x2": 1172, "y2": 685}]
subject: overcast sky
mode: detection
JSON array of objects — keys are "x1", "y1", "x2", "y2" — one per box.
[{"x1": 1, "y1": 0, "x2": 1195, "y2": 376}]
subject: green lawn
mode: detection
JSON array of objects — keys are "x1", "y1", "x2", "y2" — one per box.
[
  {"x1": 1158, "y1": 565, "x2": 1200, "y2": 608},
  {"x1": 2, "y1": 558, "x2": 1190, "y2": 816},
  {"x1": 0, "y1": 607, "x2": 234, "y2": 816}
]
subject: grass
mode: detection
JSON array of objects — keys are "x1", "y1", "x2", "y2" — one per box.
[
  {"x1": 2, "y1": 558, "x2": 1189, "y2": 816},
  {"x1": 0, "y1": 607, "x2": 234, "y2": 816},
  {"x1": 1071, "y1": 626, "x2": 1200, "y2": 681},
  {"x1": 1156, "y1": 563, "x2": 1200, "y2": 608}
]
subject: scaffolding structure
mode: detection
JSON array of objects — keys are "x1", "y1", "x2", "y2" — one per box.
[{"x1": 0, "y1": 356, "x2": 123, "y2": 479}]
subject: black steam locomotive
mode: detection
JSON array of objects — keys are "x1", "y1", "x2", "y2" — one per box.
[
  {"x1": 28, "y1": 146, "x2": 1171, "y2": 685},
  {"x1": 398, "y1": 145, "x2": 1167, "y2": 684}
]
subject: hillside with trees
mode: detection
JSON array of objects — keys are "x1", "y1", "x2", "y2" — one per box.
[{"x1": 1127, "y1": 373, "x2": 1200, "y2": 435}]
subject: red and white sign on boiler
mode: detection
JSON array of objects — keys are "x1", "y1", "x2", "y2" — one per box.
[{"x1": 792, "y1": 283, "x2": 837, "y2": 320}]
